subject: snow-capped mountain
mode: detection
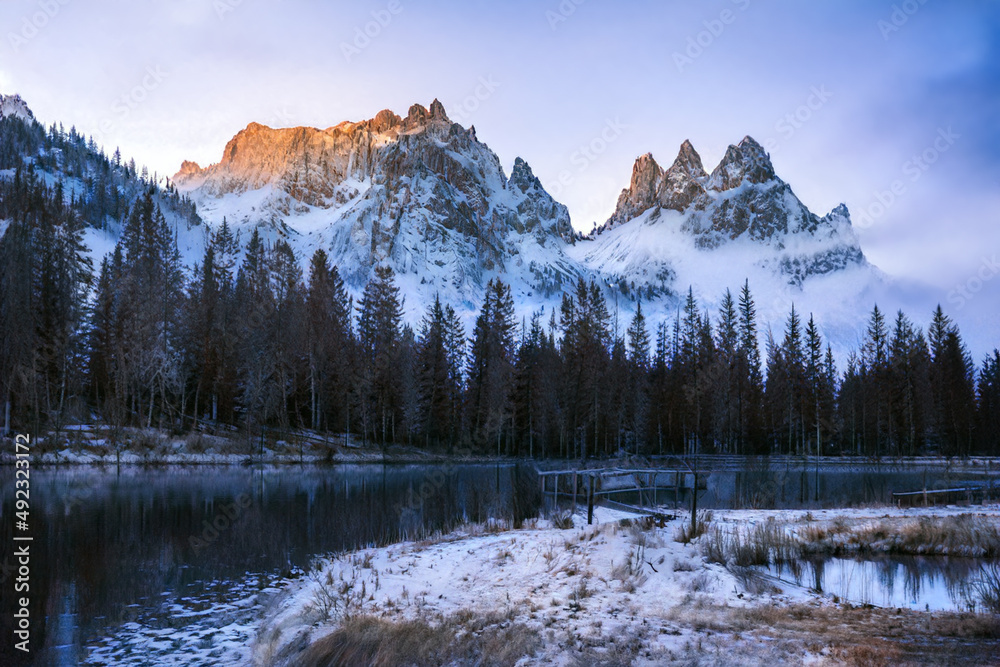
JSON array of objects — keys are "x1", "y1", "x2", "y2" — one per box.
[
  {"x1": 586, "y1": 136, "x2": 868, "y2": 289},
  {"x1": 0, "y1": 92, "x2": 202, "y2": 267},
  {"x1": 0, "y1": 93, "x2": 33, "y2": 122},
  {"x1": 176, "y1": 100, "x2": 582, "y2": 317},
  {"x1": 4, "y1": 90, "x2": 985, "y2": 356},
  {"x1": 568, "y1": 137, "x2": 892, "y2": 351}
]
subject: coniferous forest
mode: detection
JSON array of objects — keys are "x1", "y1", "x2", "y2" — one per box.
[{"x1": 1, "y1": 118, "x2": 999, "y2": 459}]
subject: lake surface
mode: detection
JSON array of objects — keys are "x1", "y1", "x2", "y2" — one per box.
[
  {"x1": 767, "y1": 555, "x2": 996, "y2": 611},
  {"x1": 558, "y1": 459, "x2": 1000, "y2": 509},
  {"x1": 0, "y1": 464, "x2": 539, "y2": 666},
  {"x1": 2, "y1": 461, "x2": 995, "y2": 665}
]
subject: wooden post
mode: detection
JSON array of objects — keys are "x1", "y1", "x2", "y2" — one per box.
[
  {"x1": 675, "y1": 470, "x2": 680, "y2": 510},
  {"x1": 690, "y1": 469, "x2": 698, "y2": 536},
  {"x1": 587, "y1": 475, "x2": 594, "y2": 525},
  {"x1": 555, "y1": 475, "x2": 559, "y2": 509},
  {"x1": 572, "y1": 472, "x2": 578, "y2": 515}
]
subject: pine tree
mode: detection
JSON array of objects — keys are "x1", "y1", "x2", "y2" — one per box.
[
  {"x1": 767, "y1": 305, "x2": 805, "y2": 455},
  {"x1": 468, "y1": 279, "x2": 517, "y2": 454},
  {"x1": 305, "y1": 249, "x2": 353, "y2": 434},
  {"x1": 100, "y1": 189, "x2": 183, "y2": 429},
  {"x1": 976, "y1": 350, "x2": 1000, "y2": 454},
  {"x1": 737, "y1": 280, "x2": 765, "y2": 453},
  {"x1": 804, "y1": 315, "x2": 831, "y2": 455},
  {"x1": 927, "y1": 306, "x2": 976, "y2": 456},
  {"x1": 558, "y1": 279, "x2": 612, "y2": 458},
  {"x1": 235, "y1": 228, "x2": 279, "y2": 439},
  {"x1": 356, "y1": 265, "x2": 404, "y2": 446},
  {"x1": 713, "y1": 290, "x2": 740, "y2": 452},
  {"x1": 887, "y1": 311, "x2": 931, "y2": 455},
  {"x1": 625, "y1": 303, "x2": 652, "y2": 454},
  {"x1": 416, "y1": 295, "x2": 465, "y2": 450}
]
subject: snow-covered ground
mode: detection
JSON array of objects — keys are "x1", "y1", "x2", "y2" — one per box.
[
  {"x1": 250, "y1": 504, "x2": 1000, "y2": 666},
  {"x1": 0, "y1": 427, "x2": 487, "y2": 465}
]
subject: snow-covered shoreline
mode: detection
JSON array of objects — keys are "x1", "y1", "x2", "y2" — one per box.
[
  {"x1": 0, "y1": 428, "x2": 509, "y2": 466},
  {"x1": 249, "y1": 505, "x2": 1000, "y2": 666}
]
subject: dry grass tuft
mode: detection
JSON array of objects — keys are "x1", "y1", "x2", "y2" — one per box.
[
  {"x1": 674, "y1": 511, "x2": 713, "y2": 544},
  {"x1": 551, "y1": 510, "x2": 575, "y2": 530},
  {"x1": 837, "y1": 641, "x2": 903, "y2": 667},
  {"x1": 703, "y1": 521, "x2": 797, "y2": 567},
  {"x1": 296, "y1": 612, "x2": 539, "y2": 667},
  {"x1": 803, "y1": 514, "x2": 1000, "y2": 558}
]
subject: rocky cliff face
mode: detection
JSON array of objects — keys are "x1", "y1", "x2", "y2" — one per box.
[{"x1": 175, "y1": 100, "x2": 580, "y2": 310}]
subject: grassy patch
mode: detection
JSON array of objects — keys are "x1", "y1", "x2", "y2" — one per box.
[
  {"x1": 703, "y1": 520, "x2": 798, "y2": 567},
  {"x1": 297, "y1": 612, "x2": 539, "y2": 667},
  {"x1": 802, "y1": 514, "x2": 1000, "y2": 558}
]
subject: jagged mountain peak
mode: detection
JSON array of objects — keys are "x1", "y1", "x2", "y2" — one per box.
[
  {"x1": 428, "y1": 98, "x2": 449, "y2": 122},
  {"x1": 0, "y1": 92, "x2": 34, "y2": 122},
  {"x1": 174, "y1": 99, "x2": 579, "y2": 311},
  {"x1": 588, "y1": 133, "x2": 868, "y2": 295},
  {"x1": 605, "y1": 153, "x2": 663, "y2": 228},
  {"x1": 509, "y1": 157, "x2": 540, "y2": 192},
  {"x1": 370, "y1": 108, "x2": 402, "y2": 133},
  {"x1": 707, "y1": 135, "x2": 776, "y2": 191},
  {"x1": 672, "y1": 139, "x2": 706, "y2": 177},
  {"x1": 657, "y1": 140, "x2": 709, "y2": 212}
]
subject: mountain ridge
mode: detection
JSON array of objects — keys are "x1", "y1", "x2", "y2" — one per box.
[{"x1": 3, "y1": 91, "x2": 979, "y2": 358}]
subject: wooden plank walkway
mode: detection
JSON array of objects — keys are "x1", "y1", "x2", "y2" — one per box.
[{"x1": 891, "y1": 486, "x2": 1000, "y2": 507}]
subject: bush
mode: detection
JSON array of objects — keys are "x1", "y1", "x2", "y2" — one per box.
[
  {"x1": 675, "y1": 511, "x2": 712, "y2": 544},
  {"x1": 703, "y1": 521, "x2": 798, "y2": 567},
  {"x1": 551, "y1": 510, "x2": 575, "y2": 530}
]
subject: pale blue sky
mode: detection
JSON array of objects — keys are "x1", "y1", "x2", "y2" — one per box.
[{"x1": 2, "y1": 0, "x2": 998, "y2": 288}]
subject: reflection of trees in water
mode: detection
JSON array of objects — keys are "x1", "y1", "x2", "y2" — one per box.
[
  {"x1": 733, "y1": 457, "x2": 781, "y2": 508},
  {"x1": 775, "y1": 555, "x2": 993, "y2": 610},
  {"x1": 718, "y1": 464, "x2": 960, "y2": 510},
  {"x1": 4, "y1": 464, "x2": 539, "y2": 663}
]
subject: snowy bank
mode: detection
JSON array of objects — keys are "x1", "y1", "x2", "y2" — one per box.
[{"x1": 250, "y1": 505, "x2": 1000, "y2": 666}]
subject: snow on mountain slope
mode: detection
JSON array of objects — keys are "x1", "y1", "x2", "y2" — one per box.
[
  {"x1": 571, "y1": 137, "x2": 898, "y2": 355},
  {"x1": 0, "y1": 92, "x2": 207, "y2": 273},
  {"x1": 0, "y1": 93, "x2": 33, "y2": 122},
  {"x1": 1, "y1": 91, "x2": 992, "y2": 358},
  {"x1": 176, "y1": 100, "x2": 582, "y2": 322}
]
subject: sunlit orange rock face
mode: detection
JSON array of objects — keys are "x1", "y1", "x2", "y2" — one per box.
[{"x1": 175, "y1": 101, "x2": 578, "y2": 298}]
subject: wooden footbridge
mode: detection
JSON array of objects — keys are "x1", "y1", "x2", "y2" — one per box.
[
  {"x1": 537, "y1": 467, "x2": 707, "y2": 520},
  {"x1": 891, "y1": 485, "x2": 1000, "y2": 507}
]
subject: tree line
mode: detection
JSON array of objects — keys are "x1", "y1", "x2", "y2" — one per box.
[{"x1": 1, "y1": 178, "x2": 998, "y2": 458}]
